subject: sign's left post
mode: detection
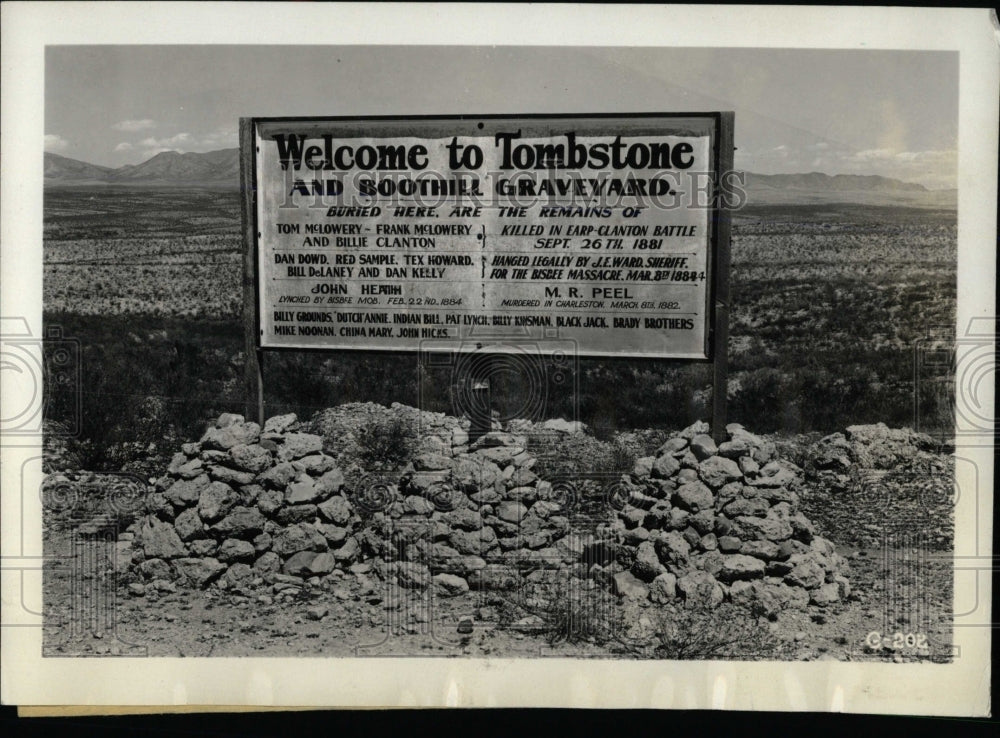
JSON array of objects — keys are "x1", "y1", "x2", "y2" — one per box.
[{"x1": 240, "y1": 118, "x2": 265, "y2": 424}]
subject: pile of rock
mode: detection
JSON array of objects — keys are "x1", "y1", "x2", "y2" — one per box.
[
  {"x1": 127, "y1": 409, "x2": 850, "y2": 614},
  {"x1": 799, "y1": 422, "x2": 953, "y2": 550},
  {"x1": 611, "y1": 421, "x2": 850, "y2": 614},
  {"x1": 807, "y1": 423, "x2": 940, "y2": 476}
]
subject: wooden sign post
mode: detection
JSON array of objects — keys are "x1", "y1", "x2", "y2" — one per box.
[
  {"x1": 712, "y1": 112, "x2": 734, "y2": 443},
  {"x1": 239, "y1": 117, "x2": 265, "y2": 424}
]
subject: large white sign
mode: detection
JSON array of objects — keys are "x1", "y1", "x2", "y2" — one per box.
[{"x1": 253, "y1": 115, "x2": 724, "y2": 358}]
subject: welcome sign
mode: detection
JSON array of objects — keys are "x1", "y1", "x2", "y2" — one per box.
[{"x1": 248, "y1": 114, "x2": 733, "y2": 359}]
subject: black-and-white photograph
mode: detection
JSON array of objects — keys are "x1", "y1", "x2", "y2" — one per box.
[{"x1": 1, "y1": 3, "x2": 994, "y2": 715}]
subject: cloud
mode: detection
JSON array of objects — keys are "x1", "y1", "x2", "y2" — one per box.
[
  {"x1": 837, "y1": 148, "x2": 956, "y2": 186},
  {"x1": 849, "y1": 148, "x2": 896, "y2": 162},
  {"x1": 737, "y1": 141, "x2": 957, "y2": 189},
  {"x1": 124, "y1": 129, "x2": 234, "y2": 157},
  {"x1": 196, "y1": 127, "x2": 238, "y2": 149},
  {"x1": 882, "y1": 149, "x2": 957, "y2": 188},
  {"x1": 44, "y1": 134, "x2": 70, "y2": 152},
  {"x1": 893, "y1": 149, "x2": 955, "y2": 164},
  {"x1": 112, "y1": 126, "x2": 245, "y2": 163},
  {"x1": 738, "y1": 144, "x2": 794, "y2": 164},
  {"x1": 112, "y1": 118, "x2": 156, "y2": 132},
  {"x1": 137, "y1": 132, "x2": 193, "y2": 150}
]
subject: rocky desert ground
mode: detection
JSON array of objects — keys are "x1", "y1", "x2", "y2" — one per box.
[{"x1": 42, "y1": 404, "x2": 954, "y2": 662}]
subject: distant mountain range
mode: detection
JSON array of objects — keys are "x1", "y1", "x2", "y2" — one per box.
[
  {"x1": 744, "y1": 171, "x2": 927, "y2": 192},
  {"x1": 45, "y1": 150, "x2": 239, "y2": 185},
  {"x1": 44, "y1": 149, "x2": 956, "y2": 207},
  {"x1": 740, "y1": 171, "x2": 954, "y2": 209},
  {"x1": 44, "y1": 153, "x2": 114, "y2": 183}
]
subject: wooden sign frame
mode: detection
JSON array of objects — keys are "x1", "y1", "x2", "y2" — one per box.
[{"x1": 240, "y1": 112, "x2": 734, "y2": 441}]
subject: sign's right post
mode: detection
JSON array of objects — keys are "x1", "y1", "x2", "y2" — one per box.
[{"x1": 711, "y1": 112, "x2": 735, "y2": 444}]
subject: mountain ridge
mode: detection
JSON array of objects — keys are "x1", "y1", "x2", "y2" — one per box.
[
  {"x1": 744, "y1": 171, "x2": 928, "y2": 192},
  {"x1": 44, "y1": 152, "x2": 115, "y2": 182},
  {"x1": 111, "y1": 148, "x2": 240, "y2": 182},
  {"x1": 45, "y1": 149, "x2": 240, "y2": 186},
  {"x1": 43, "y1": 150, "x2": 955, "y2": 205}
]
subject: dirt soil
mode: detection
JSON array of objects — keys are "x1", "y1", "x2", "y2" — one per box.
[{"x1": 42, "y1": 528, "x2": 952, "y2": 662}]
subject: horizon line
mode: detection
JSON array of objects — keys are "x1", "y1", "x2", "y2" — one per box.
[{"x1": 43, "y1": 148, "x2": 957, "y2": 191}]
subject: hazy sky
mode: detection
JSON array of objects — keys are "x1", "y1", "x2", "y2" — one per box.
[{"x1": 45, "y1": 46, "x2": 958, "y2": 188}]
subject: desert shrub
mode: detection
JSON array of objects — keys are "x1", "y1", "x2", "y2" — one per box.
[
  {"x1": 44, "y1": 192, "x2": 956, "y2": 459},
  {"x1": 529, "y1": 433, "x2": 636, "y2": 481},
  {"x1": 729, "y1": 367, "x2": 790, "y2": 433},
  {"x1": 45, "y1": 308, "x2": 951, "y2": 470},
  {"x1": 797, "y1": 366, "x2": 895, "y2": 431},
  {"x1": 542, "y1": 590, "x2": 624, "y2": 647},
  {"x1": 606, "y1": 438, "x2": 637, "y2": 474},
  {"x1": 42, "y1": 419, "x2": 84, "y2": 473},
  {"x1": 354, "y1": 415, "x2": 418, "y2": 471},
  {"x1": 482, "y1": 592, "x2": 526, "y2": 631},
  {"x1": 266, "y1": 353, "x2": 426, "y2": 419},
  {"x1": 576, "y1": 361, "x2": 711, "y2": 432},
  {"x1": 41, "y1": 472, "x2": 147, "y2": 533},
  {"x1": 913, "y1": 378, "x2": 954, "y2": 439},
  {"x1": 647, "y1": 603, "x2": 788, "y2": 660},
  {"x1": 41, "y1": 312, "x2": 244, "y2": 471},
  {"x1": 514, "y1": 573, "x2": 623, "y2": 646},
  {"x1": 498, "y1": 581, "x2": 788, "y2": 657}
]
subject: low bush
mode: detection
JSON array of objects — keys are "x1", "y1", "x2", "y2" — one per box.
[
  {"x1": 529, "y1": 433, "x2": 636, "y2": 480},
  {"x1": 354, "y1": 415, "x2": 419, "y2": 471},
  {"x1": 511, "y1": 573, "x2": 624, "y2": 647},
  {"x1": 647, "y1": 603, "x2": 789, "y2": 660}
]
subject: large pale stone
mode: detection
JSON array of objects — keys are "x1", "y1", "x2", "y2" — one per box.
[
  {"x1": 673, "y1": 481, "x2": 714, "y2": 513},
  {"x1": 697, "y1": 456, "x2": 743, "y2": 488},
  {"x1": 631, "y1": 540, "x2": 667, "y2": 582},
  {"x1": 612, "y1": 571, "x2": 649, "y2": 601},
  {"x1": 317, "y1": 495, "x2": 353, "y2": 525},
  {"x1": 201, "y1": 422, "x2": 260, "y2": 451},
  {"x1": 718, "y1": 554, "x2": 766, "y2": 582},
  {"x1": 140, "y1": 517, "x2": 186, "y2": 559},
  {"x1": 212, "y1": 506, "x2": 267, "y2": 538},
  {"x1": 227, "y1": 444, "x2": 273, "y2": 474},
  {"x1": 164, "y1": 474, "x2": 210, "y2": 507},
  {"x1": 689, "y1": 434, "x2": 718, "y2": 460},
  {"x1": 197, "y1": 481, "x2": 237, "y2": 522},
  {"x1": 271, "y1": 523, "x2": 327, "y2": 556},
  {"x1": 276, "y1": 433, "x2": 324, "y2": 461},
  {"x1": 173, "y1": 557, "x2": 225, "y2": 588}
]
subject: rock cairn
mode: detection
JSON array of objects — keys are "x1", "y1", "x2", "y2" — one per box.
[
  {"x1": 807, "y1": 423, "x2": 940, "y2": 477},
  {"x1": 801, "y1": 422, "x2": 952, "y2": 550},
  {"x1": 611, "y1": 421, "x2": 850, "y2": 613},
  {"x1": 129, "y1": 410, "x2": 850, "y2": 614}
]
